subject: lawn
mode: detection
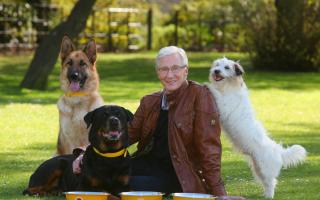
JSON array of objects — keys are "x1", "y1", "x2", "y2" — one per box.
[{"x1": 0, "y1": 52, "x2": 319, "y2": 200}]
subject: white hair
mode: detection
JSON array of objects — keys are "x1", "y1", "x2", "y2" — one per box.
[{"x1": 156, "y1": 46, "x2": 188, "y2": 68}]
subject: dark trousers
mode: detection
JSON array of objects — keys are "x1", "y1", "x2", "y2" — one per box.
[{"x1": 129, "y1": 156, "x2": 182, "y2": 194}]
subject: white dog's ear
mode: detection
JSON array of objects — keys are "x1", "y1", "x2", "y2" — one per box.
[{"x1": 234, "y1": 63, "x2": 244, "y2": 76}]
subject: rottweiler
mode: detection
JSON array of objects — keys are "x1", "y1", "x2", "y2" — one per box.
[{"x1": 23, "y1": 105, "x2": 133, "y2": 196}]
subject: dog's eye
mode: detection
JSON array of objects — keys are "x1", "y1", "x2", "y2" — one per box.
[
  {"x1": 66, "y1": 60, "x2": 73, "y2": 66},
  {"x1": 113, "y1": 113, "x2": 120, "y2": 118},
  {"x1": 224, "y1": 66, "x2": 230, "y2": 70},
  {"x1": 79, "y1": 60, "x2": 87, "y2": 67}
]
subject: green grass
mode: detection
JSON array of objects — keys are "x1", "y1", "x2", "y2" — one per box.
[{"x1": 0, "y1": 52, "x2": 319, "y2": 200}]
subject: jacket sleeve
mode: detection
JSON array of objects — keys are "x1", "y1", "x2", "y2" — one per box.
[
  {"x1": 128, "y1": 97, "x2": 145, "y2": 145},
  {"x1": 193, "y1": 86, "x2": 227, "y2": 196}
]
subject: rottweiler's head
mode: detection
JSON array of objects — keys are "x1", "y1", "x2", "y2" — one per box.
[{"x1": 84, "y1": 105, "x2": 134, "y2": 153}]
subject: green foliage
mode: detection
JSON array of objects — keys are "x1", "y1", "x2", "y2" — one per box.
[
  {"x1": 151, "y1": 0, "x2": 247, "y2": 51},
  {"x1": 0, "y1": 53, "x2": 320, "y2": 199},
  {"x1": 2, "y1": 0, "x2": 320, "y2": 74},
  {"x1": 236, "y1": 0, "x2": 320, "y2": 71},
  {"x1": 152, "y1": 24, "x2": 176, "y2": 48}
]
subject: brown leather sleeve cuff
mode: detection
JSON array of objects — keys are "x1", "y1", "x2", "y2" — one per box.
[{"x1": 212, "y1": 182, "x2": 227, "y2": 196}]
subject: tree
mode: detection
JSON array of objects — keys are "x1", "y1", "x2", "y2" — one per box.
[
  {"x1": 20, "y1": 0, "x2": 96, "y2": 90},
  {"x1": 235, "y1": 0, "x2": 320, "y2": 71},
  {"x1": 274, "y1": 0, "x2": 307, "y2": 71}
]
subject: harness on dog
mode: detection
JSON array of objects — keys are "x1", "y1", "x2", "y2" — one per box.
[
  {"x1": 93, "y1": 147, "x2": 128, "y2": 158},
  {"x1": 65, "y1": 91, "x2": 89, "y2": 97}
]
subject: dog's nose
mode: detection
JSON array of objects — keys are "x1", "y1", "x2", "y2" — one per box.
[
  {"x1": 70, "y1": 72, "x2": 79, "y2": 81},
  {"x1": 214, "y1": 69, "x2": 221, "y2": 74},
  {"x1": 109, "y1": 117, "x2": 119, "y2": 126}
]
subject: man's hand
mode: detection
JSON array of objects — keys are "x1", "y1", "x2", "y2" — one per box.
[{"x1": 72, "y1": 154, "x2": 83, "y2": 174}]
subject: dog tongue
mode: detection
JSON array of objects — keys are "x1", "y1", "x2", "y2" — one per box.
[
  {"x1": 70, "y1": 82, "x2": 80, "y2": 91},
  {"x1": 213, "y1": 74, "x2": 223, "y2": 81},
  {"x1": 109, "y1": 131, "x2": 119, "y2": 135}
]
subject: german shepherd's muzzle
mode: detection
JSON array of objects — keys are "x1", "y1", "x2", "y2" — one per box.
[{"x1": 67, "y1": 65, "x2": 88, "y2": 91}]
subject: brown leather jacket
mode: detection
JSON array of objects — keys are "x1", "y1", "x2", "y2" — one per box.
[{"x1": 128, "y1": 80, "x2": 226, "y2": 196}]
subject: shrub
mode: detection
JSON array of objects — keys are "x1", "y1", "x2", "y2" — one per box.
[{"x1": 241, "y1": 0, "x2": 320, "y2": 71}]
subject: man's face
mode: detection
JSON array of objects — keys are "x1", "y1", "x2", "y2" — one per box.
[{"x1": 156, "y1": 53, "x2": 188, "y2": 94}]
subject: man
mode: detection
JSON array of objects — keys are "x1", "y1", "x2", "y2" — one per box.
[
  {"x1": 73, "y1": 46, "x2": 231, "y2": 197},
  {"x1": 128, "y1": 46, "x2": 226, "y2": 196}
]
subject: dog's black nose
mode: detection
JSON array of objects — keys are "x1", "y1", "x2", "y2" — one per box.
[
  {"x1": 214, "y1": 69, "x2": 221, "y2": 74},
  {"x1": 109, "y1": 117, "x2": 119, "y2": 126},
  {"x1": 70, "y1": 72, "x2": 79, "y2": 81}
]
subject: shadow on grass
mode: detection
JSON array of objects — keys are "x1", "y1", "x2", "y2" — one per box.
[
  {"x1": 1, "y1": 183, "x2": 63, "y2": 200},
  {"x1": 280, "y1": 122, "x2": 320, "y2": 132},
  {"x1": 0, "y1": 141, "x2": 62, "y2": 199},
  {"x1": 0, "y1": 60, "x2": 61, "y2": 105},
  {"x1": 244, "y1": 71, "x2": 320, "y2": 91},
  {"x1": 0, "y1": 53, "x2": 319, "y2": 105},
  {"x1": 0, "y1": 143, "x2": 56, "y2": 173},
  {"x1": 266, "y1": 122, "x2": 320, "y2": 155}
]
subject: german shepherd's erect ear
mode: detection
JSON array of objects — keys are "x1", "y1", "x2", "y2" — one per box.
[
  {"x1": 83, "y1": 39, "x2": 97, "y2": 64},
  {"x1": 60, "y1": 36, "x2": 75, "y2": 63}
]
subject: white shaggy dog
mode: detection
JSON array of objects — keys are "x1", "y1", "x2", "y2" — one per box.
[{"x1": 206, "y1": 57, "x2": 307, "y2": 198}]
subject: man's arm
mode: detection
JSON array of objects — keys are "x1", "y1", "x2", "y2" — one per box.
[
  {"x1": 128, "y1": 97, "x2": 146, "y2": 145},
  {"x1": 193, "y1": 86, "x2": 226, "y2": 196}
]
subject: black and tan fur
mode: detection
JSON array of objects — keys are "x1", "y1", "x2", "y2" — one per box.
[{"x1": 23, "y1": 105, "x2": 133, "y2": 196}]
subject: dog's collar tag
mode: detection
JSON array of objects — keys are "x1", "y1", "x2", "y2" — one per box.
[
  {"x1": 93, "y1": 147, "x2": 128, "y2": 158},
  {"x1": 65, "y1": 91, "x2": 89, "y2": 97}
]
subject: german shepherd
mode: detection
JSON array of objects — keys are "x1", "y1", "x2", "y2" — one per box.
[{"x1": 57, "y1": 36, "x2": 104, "y2": 155}]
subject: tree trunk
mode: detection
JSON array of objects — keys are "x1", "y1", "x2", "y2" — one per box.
[
  {"x1": 20, "y1": 0, "x2": 96, "y2": 90},
  {"x1": 275, "y1": 0, "x2": 305, "y2": 70}
]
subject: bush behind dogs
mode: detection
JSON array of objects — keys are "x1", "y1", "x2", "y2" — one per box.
[{"x1": 239, "y1": 0, "x2": 320, "y2": 72}]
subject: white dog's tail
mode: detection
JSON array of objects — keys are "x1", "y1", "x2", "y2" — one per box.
[{"x1": 282, "y1": 145, "x2": 307, "y2": 168}]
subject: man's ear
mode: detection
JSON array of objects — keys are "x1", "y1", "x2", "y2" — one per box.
[
  {"x1": 83, "y1": 39, "x2": 97, "y2": 64},
  {"x1": 84, "y1": 110, "x2": 94, "y2": 128},
  {"x1": 60, "y1": 35, "x2": 75, "y2": 63},
  {"x1": 122, "y1": 107, "x2": 134, "y2": 122},
  {"x1": 234, "y1": 63, "x2": 244, "y2": 76}
]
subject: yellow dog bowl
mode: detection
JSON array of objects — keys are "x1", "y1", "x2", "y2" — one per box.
[
  {"x1": 120, "y1": 191, "x2": 163, "y2": 200},
  {"x1": 65, "y1": 191, "x2": 110, "y2": 200},
  {"x1": 172, "y1": 193, "x2": 217, "y2": 200}
]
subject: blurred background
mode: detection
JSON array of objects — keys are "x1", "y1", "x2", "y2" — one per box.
[{"x1": 1, "y1": 0, "x2": 320, "y2": 73}]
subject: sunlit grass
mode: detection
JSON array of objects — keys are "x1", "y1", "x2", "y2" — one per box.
[{"x1": 0, "y1": 52, "x2": 319, "y2": 199}]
